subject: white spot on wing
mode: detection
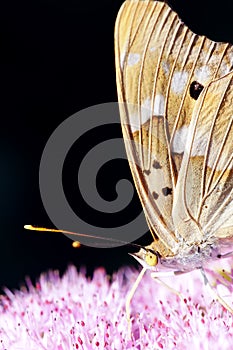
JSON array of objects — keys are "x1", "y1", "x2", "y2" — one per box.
[
  {"x1": 162, "y1": 62, "x2": 169, "y2": 76},
  {"x1": 127, "y1": 53, "x2": 140, "y2": 66},
  {"x1": 120, "y1": 51, "x2": 126, "y2": 70},
  {"x1": 128, "y1": 114, "x2": 140, "y2": 133},
  {"x1": 190, "y1": 134, "x2": 207, "y2": 157},
  {"x1": 195, "y1": 66, "x2": 210, "y2": 83},
  {"x1": 129, "y1": 117, "x2": 148, "y2": 133},
  {"x1": 171, "y1": 71, "x2": 189, "y2": 94},
  {"x1": 129, "y1": 100, "x2": 150, "y2": 133},
  {"x1": 184, "y1": 126, "x2": 210, "y2": 158},
  {"x1": 187, "y1": 122, "x2": 233, "y2": 170},
  {"x1": 172, "y1": 126, "x2": 189, "y2": 154},
  {"x1": 129, "y1": 95, "x2": 165, "y2": 132},
  {"x1": 219, "y1": 63, "x2": 229, "y2": 77},
  {"x1": 154, "y1": 94, "x2": 165, "y2": 116},
  {"x1": 142, "y1": 96, "x2": 165, "y2": 117}
]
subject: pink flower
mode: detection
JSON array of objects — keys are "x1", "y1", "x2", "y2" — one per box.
[{"x1": 0, "y1": 262, "x2": 233, "y2": 349}]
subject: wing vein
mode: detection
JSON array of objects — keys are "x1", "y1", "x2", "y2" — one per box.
[
  {"x1": 163, "y1": 24, "x2": 189, "y2": 190},
  {"x1": 204, "y1": 80, "x2": 232, "y2": 197},
  {"x1": 198, "y1": 79, "x2": 232, "y2": 210},
  {"x1": 147, "y1": 8, "x2": 175, "y2": 170},
  {"x1": 182, "y1": 87, "x2": 209, "y2": 221},
  {"x1": 137, "y1": 4, "x2": 166, "y2": 166},
  {"x1": 204, "y1": 187, "x2": 233, "y2": 233}
]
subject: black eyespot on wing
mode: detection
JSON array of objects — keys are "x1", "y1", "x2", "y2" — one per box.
[
  {"x1": 144, "y1": 169, "x2": 151, "y2": 175},
  {"x1": 162, "y1": 187, "x2": 172, "y2": 196},
  {"x1": 190, "y1": 81, "x2": 204, "y2": 100},
  {"x1": 152, "y1": 160, "x2": 162, "y2": 169},
  {"x1": 152, "y1": 191, "x2": 159, "y2": 199}
]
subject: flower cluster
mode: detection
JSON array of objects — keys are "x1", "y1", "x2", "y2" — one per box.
[{"x1": 0, "y1": 263, "x2": 233, "y2": 349}]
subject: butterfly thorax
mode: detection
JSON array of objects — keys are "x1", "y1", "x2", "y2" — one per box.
[
  {"x1": 134, "y1": 238, "x2": 233, "y2": 273},
  {"x1": 159, "y1": 243, "x2": 219, "y2": 272}
]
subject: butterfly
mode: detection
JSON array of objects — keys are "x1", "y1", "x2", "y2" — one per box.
[
  {"x1": 114, "y1": 0, "x2": 233, "y2": 319},
  {"x1": 25, "y1": 0, "x2": 233, "y2": 333}
]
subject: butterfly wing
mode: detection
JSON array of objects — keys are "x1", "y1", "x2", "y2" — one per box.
[
  {"x1": 115, "y1": 0, "x2": 233, "y2": 256},
  {"x1": 173, "y1": 71, "x2": 233, "y2": 245}
]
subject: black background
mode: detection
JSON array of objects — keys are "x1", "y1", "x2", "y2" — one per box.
[{"x1": 0, "y1": 0, "x2": 232, "y2": 290}]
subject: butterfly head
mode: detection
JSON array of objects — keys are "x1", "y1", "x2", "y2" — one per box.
[{"x1": 130, "y1": 248, "x2": 159, "y2": 270}]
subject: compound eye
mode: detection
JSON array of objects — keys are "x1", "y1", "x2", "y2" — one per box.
[{"x1": 145, "y1": 251, "x2": 158, "y2": 266}]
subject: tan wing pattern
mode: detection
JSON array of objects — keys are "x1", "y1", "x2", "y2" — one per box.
[
  {"x1": 173, "y1": 71, "x2": 233, "y2": 244},
  {"x1": 115, "y1": 0, "x2": 233, "y2": 256}
]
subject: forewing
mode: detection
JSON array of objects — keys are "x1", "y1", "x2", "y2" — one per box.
[{"x1": 115, "y1": 0, "x2": 233, "y2": 255}]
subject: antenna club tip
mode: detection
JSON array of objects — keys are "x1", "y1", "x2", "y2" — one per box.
[
  {"x1": 24, "y1": 225, "x2": 49, "y2": 232},
  {"x1": 24, "y1": 225, "x2": 33, "y2": 230},
  {"x1": 72, "y1": 241, "x2": 81, "y2": 248}
]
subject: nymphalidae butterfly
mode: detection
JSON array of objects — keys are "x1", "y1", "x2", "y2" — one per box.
[
  {"x1": 25, "y1": 0, "x2": 233, "y2": 332},
  {"x1": 114, "y1": 0, "x2": 233, "y2": 320}
]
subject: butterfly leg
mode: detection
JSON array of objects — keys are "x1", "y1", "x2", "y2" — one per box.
[
  {"x1": 200, "y1": 268, "x2": 233, "y2": 314},
  {"x1": 125, "y1": 267, "x2": 147, "y2": 338},
  {"x1": 150, "y1": 270, "x2": 187, "y2": 301}
]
